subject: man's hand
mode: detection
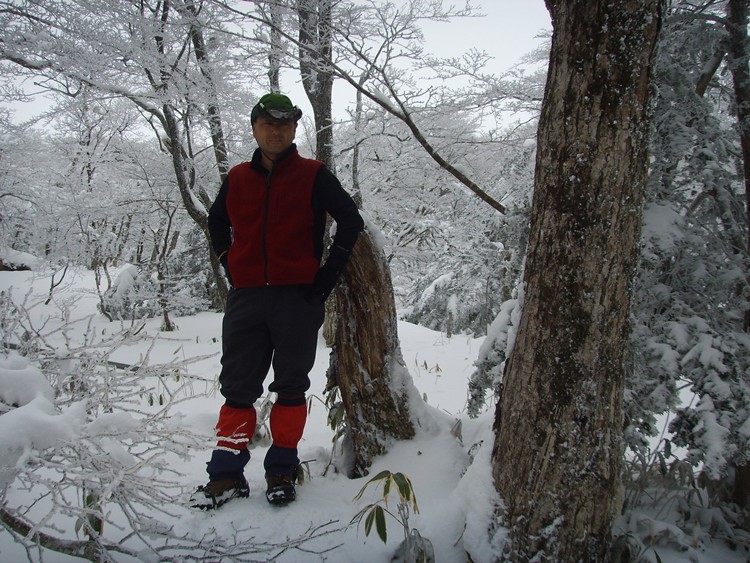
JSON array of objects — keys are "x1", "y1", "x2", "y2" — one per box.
[{"x1": 218, "y1": 250, "x2": 233, "y2": 287}]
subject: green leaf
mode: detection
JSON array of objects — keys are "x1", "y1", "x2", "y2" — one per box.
[
  {"x1": 361, "y1": 506, "x2": 388, "y2": 544},
  {"x1": 383, "y1": 475, "x2": 392, "y2": 501},
  {"x1": 353, "y1": 470, "x2": 392, "y2": 501},
  {"x1": 350, "y1": 504, "x2": 373, "y2": 526},
  {"x1": 364, "y1": 507, "x2": 376, "y2": 536},
  {"x1": 657, "y1": 452, "x2": 667, "y2": 476},
  {"x1": 393, "y1": 473, "x2": 419, "y2": 513},
  {"x1": 374, "y1": 505, "x2": 387, "y2": 543},
  {"x1": 369, "y1": 469, "x2": 392, "y2": 483},
  {"x1": 393, "y1": 472, "x2": 412, "y2": 501},
  {"x1": 363, "y1": 505, "x2": 388, "y2": 543}
]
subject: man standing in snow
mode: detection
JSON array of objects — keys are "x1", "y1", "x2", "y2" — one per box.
[{"x1": 190, "y1": 92, "x2": 363, "y2": 509}]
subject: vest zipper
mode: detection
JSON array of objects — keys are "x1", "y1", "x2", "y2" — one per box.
[{"x1": 262, "y1": 169, "x2": 272, "y2": 285}]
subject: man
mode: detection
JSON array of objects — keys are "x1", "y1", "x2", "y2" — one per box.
[{"x1": 190, "y1": 92, "x2": 364, "y2": 509}]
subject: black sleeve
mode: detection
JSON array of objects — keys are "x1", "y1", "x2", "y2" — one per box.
[
  {"x1": 311, "y1": 166, "x2": 365, "y2": 300},
  {"x1": 315, "y1": 166, "x2": 364, "y2": 253},
  {"x1": 207, "y1": 177, "x2": 232, "y2": 257}
]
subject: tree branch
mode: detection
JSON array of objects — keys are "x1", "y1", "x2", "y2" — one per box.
[
  {"x1": 211, "y1": 0, "x2": 508, "y2": 214},
  {"x1": 0, "y1": 507, "x2": 135, "y2": 561}
]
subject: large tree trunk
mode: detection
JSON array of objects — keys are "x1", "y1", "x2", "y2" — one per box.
[
  {"x1": 491, "y1": 1, "x2": 663, "y2": 561},
  {"x1": 325, "y1": 228, "x2": 415, "y2": 477}
]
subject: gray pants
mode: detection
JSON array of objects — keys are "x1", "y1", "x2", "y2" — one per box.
[{"x1": 218, "y1": 285, "x2": 325, "y2": 407}]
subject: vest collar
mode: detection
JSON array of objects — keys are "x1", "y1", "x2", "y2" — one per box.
[{"x1": 251, "y1": 144, "x2": 298, "y2": 172}]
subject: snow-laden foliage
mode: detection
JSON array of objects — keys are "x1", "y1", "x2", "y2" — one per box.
[
  {"x1": 100, "y1": 227, "x2": 212, "y2": 323},
  {"x1": 338, "y1": 96, "x2": 536, "y2": 337},
  {"x1": 0, "y1": 92, "x2": 217, "y2": 325},
  {"x1": 467, "y1": 295, "x2": 520, "y2": 418},
  {"x1": 0, "y1": 0, "x2": 748, "y2": 558},
  {"x1": 0, "y1": 125, "x2": 58, "y2": 266},
  {"x1": 0, "y1": 290, "x2": 209, "y2": 560},
  {"x1": 626, "y1": 4, "x2": 750, "y2": 483}
]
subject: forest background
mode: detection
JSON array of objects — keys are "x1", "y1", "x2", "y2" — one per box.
[{"x1": 0, "y1": 0, "x2": 749, "y2": 561}]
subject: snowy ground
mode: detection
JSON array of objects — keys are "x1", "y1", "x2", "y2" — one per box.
[{"x1": 0, "y1": 267, "x2": 746, "y2": 562}]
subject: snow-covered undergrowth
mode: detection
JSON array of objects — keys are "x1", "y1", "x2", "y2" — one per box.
[{"x1": 1, "y1": 267, "x2": 747, "y2": 562}]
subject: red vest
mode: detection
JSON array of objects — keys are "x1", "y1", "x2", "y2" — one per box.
[{"x1": 226, "y1": 152, "x2": 324, "y2": 287}]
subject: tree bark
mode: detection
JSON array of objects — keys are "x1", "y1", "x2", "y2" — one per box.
[
  {"x1": 325, "y1": 229, "x2": 415, "y2": 477},
  {"x1": 183, "y1": 0, "x2": 230, "y2": 184},
  {"x1": 267, "y1": 1, "x2": 283, "y2": 91},
  {"x1": 492, "y1": 1, "x2": 663, "y2": 561},
  {"x1": 297, "y1": 0, "x2": 335, "y2": 170},
  {"x1": 295, "y1": 0, "x2": 337, "y2": 342}
]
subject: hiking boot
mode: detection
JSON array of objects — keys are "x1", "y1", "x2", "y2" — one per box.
[
  {"x1": 189, "y1": 476, "x2": 249, "y2": 510},
  {"x1": 265, "y1": 473, "x2": 297, "y2": 506}
]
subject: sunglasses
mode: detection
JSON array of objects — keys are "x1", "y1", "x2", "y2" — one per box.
[{"x1": 260, "y1": 102, "x2": 300, "y2": 121}]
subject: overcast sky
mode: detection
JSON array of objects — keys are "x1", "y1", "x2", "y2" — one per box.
[
  {"x1": 3, "y1": 1, "x2": 552, "y2": 124},
  {"x1": 422, "y1": 0, "x2": 551, "y2": 75},
  {"x1": 322, "y1": 0, "x2": 552, "y2": 118}
]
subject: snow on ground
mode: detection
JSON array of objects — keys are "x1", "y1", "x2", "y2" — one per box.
[
  {"x1": 0, "y1": 268, "x2": 498, "y2": 562},
  {"x1": 0, "y1": 268, "x2": 746, "y2": 562}
]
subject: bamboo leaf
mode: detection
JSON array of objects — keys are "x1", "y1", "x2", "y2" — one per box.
[
  {"x1": 374, "y1": 506, "x2": 387, "y2": 543},
  {"x1": 350, "y1": 504, "x2": 374, "y2": 526},
  {"x1": 393, "y1": 472, "x2": 412, "y2": 502},
  {"x1": 383, "y1": 475, "x2": 392, "y2": 501},
  {"x1": 393, "y1": 473, "x2": 420, "y2": 513},
  {"x1": 364, "y1": 508, "x2": 376, "y2": 536},
  {"x1": 354, "y1": 470, "x2": 392, "y2": 501},
  {"x1": 369, "y1": 469, "x2": 392, "y2": 483}
]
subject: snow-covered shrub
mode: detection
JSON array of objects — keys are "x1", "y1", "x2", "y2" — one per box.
[
  {"x1": 467, "y1": 296, "x2": 521, "y2": 418},
  {"x1": 0, "y1": 293, "x2": 215, "y2": 560},
  {"x1": 100, "y1": 263, "x2": 160, "y2": 320},
  {"x1": 100, "y1": 246, "x2": 212, "y2": 323},
  {"x1": 0, "y1": 248, "x2": 40, "y2": 271},
  {"x1": 626, "y1": 3, "x2": 750, "y2": 498},
  {"x1": 164, "y1": 226, "x2": 214, "y2": 315},
  {"x1": 614, "y1": 437, "x2": 750, "y2": 561},
  {"x1": 402, "y1": 206, "x2": 529, "y2": 337},
  {"x1": 347, "y1": 98, "x2": 534, "y2": 337}
]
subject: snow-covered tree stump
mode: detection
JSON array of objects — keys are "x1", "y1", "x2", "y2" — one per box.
[{"x1": 326, "y1": 227, "x2": 415, "y2": 477}]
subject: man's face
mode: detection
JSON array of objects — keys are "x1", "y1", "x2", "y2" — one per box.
[{"x1": 252, "y1": 116, "x2": 297, "y2": 160}]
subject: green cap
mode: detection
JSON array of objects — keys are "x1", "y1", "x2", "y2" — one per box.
[{"x1": 251, "y1": 93, "x2": 303, "y2": 123}]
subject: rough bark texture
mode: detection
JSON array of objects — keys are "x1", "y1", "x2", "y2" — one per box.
[
  {"x1": 492, "y1": 1, "x2": 663, "y2": 561},
  {"x1": 326, "y1": 229, "x2": 415, "y2": 477},
  {"x1": 297, "y1": 0, "x2": 335, "y2": 170}
]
